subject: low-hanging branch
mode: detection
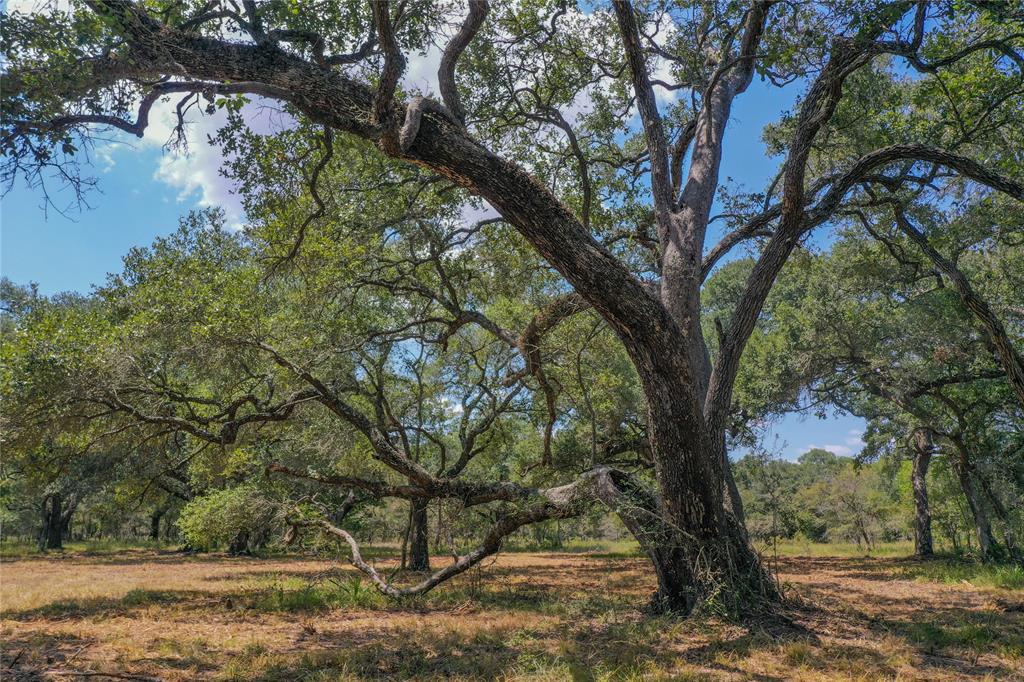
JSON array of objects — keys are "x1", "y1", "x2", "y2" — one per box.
[{"x1": 287, "y1": 465, "x2": 665, "y2": 597}]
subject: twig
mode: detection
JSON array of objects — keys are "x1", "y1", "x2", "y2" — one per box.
[{"x1": 45, "y1": 670, "x2": 164, "y2": 681}]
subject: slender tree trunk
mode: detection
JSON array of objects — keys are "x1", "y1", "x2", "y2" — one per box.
[
  {"x1": 399, "y1": 507, "x2": 411, "y2": 570},
  {"x1": 953, "y1": 455, "x2": 997, "y2": 561},
  {"x1": 977, "y1": 473, "x2": 1020, "y2": 561},
  {"x1": 60, "y1": 498, "x2": 77, "y2": 542},
  {"x1": 228, "y1": 531, "x2": 250, "y2": 555},
  {"x1": 150, "y1": 507, "x2": 166, "y2": 541},
  {"x1": 860, "y1": 524, "x2": 873, "y2": 551},
  {"x1": 911, "y1": 429, "x2": 935, "y2": 558},
  {"x1": 408, "y1": 497, "x2": 431, "y2": 572}
]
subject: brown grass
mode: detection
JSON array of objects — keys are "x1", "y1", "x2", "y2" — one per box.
[{"x1": 1, "y1": 549, "x2": 1021, "y2": 681}]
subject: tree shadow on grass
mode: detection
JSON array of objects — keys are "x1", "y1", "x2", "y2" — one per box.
[
  {"x1": 786, "y1": 579, "x2": 1024, "y2": 680},
  {"x1": 7, "y1": 555, "x2": 1023, "y2": 680},
  {"x1": 0, "y1": 629, "x2": 96, "y2": 681},
  {"x1": 3, "y1": 588, "x2": 193, "y2": 621},
  {"x1": 214, "y1": 611, "x2": 818, "y2": 681}
]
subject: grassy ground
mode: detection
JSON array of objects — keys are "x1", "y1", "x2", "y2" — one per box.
[
  {"x1": 1, "y1": 545, "x2": 1021, "y2": 681},
  {"x1": 754, "y1": 539, "x2": 918, "y2": 558}
]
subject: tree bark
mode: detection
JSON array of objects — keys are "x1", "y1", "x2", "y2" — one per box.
[
  {"x1": 952, "y1": 448, "x2": 997, "y2": 561},
  {"x1": 39, "y1": 493, "x2": 64, "y2": 551},
  {"x1": 911, "y1": 429, "x2": 935, "y2": 558},
  {"x1": 631, "y1": 370, "x2": 772, "y2": 613},
  {"x1": 150, "y1": 506, "x2": 166, "y2": 541},
  {"x1": 408, "y1": 497, "x2": 431, "y2": 572},
  {"x1": 19, "y1": 1, "x2": 963, "y2": 616}
]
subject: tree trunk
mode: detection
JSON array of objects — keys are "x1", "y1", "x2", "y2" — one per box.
[
  {"x1": 60, "y1": 497, "x2": 77, "y2": 542},
  {"x1": 39, "y1": 493, "x2": 63, "y2": 551},
  {"x1": 977, "y1": 473, "x2": 1020, "y2": 562},
  {"x1": 228, "y1": 531, "x2": 250, "y2": 555},
  {"x1": 911, "y1": 429, "x2": 934, "y2": 558},
  {"x1": 638, "y1": 505, "x2": 766, "y2": 615},
  {"x1": 408, "y1": 497, "x2": 431, "y2": 572},
  {"x1": 619, "y1": 370, "x2": 774, "y2": 614},
  {"x1": 150, "y1": 506, "x2": 166, "y2": 541},
  {"x1": 954, "y1": 455, "x2": 997, "y2": 561}
]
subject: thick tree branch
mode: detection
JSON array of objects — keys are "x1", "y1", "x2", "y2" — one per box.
[
  {"x1": 291, "y1": 466, "x2": 663, "y2": 597},
  {"x1": 437, "y1": 0, "x2": 489, "y2": 125},
  {"x1": 612, "y1": 0, "x2": 673, "y2": 218},
  {"x1": 372, "y1": 0, "x2": 406, "y2": 128},
  {"x1": 11, "y1": 3, "x2": 684, "y2": 377}
]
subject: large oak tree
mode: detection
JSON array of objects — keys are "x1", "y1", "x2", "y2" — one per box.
[{"x1": 4, "y1": 0, "x2": 1023, "y2": 613}]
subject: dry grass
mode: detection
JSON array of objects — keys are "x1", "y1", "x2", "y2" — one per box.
[{"x1": 1, "y1": 548, "x2": 1022, "y2": 681}]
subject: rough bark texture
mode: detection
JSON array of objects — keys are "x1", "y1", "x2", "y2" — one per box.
[
  {"x1": 408, "y1": 497, "x2": 431, "y2": 572},
  {"x1": 911, "y1": 429, "x2": 934, "y2": 558},
  {"x1": 39, "y1": 493, "x2": 64, "y2": 551}
]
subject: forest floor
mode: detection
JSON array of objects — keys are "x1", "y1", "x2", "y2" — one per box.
[{"x1": 1, "y1": 546, "x2": 1022, "y2": 681}]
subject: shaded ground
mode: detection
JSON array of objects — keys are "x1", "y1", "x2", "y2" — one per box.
[{"x1": 1, "y1": 549, "x2": 1021, "y2": 680}]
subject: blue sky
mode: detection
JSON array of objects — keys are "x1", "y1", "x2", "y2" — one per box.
[{"x1": 0, "y1": 52, "x2": 865, "y2": 461}]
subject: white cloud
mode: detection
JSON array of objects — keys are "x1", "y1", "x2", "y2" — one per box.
[
  {"x1": 807, "y1": 443, "x2": 854, "y2": 457},
  {"x1": 140, "y1": 105, "x2": 244, "y2": 225},
  {"x1": 4, "y1": 0, "x2": 250, "y2": 223},
  {"x1": 845, "y1": 429, "x2": 866, "y2": 448},
  {"x1": 647, "y1": 14, "x2": 682, "y2": 106},
  {"x1": 459, "y1": 201, "x2": 500, "y2": 225},
  {"x1": 138, "y1": 97, "x2": 289, "y2": 227},
  {"x1": 403, "y1": 46, "x2": 444, "y2": 95}
]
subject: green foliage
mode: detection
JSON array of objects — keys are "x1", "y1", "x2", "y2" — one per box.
[
  {"x1": 177, "y1": 484, "x2": 279, "y2": 553},
  {"x1": 2, "y1": 1, "x2": 1022, "y2": 597},
  {"x1": 736, "y1": 448, "x2": 904, "y2": 549}
]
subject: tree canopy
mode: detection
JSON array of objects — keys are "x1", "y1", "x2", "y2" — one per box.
[{"x1": 2, "y1": 0, "x2": 1023, "y2": 615}]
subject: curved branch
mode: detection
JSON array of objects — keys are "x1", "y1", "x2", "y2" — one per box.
[
  {"x1": 10, "y1": 1, "x2": 689, "y2": 422},
  {"x1": 807, "y1": 145, "x2": 1024, "y2": 226},
  {"x1": 295, "y1": 466, "x2": 661, "y2": 597},
  {"x1": 515, "y1": 293, "x2": 589, "y2": 465},
  {"x1": 437, "y1": 0, "x2": 489, "y2": 125},
  {"x1": 274, "y1": 126, "x2": 334, "y2": 267},
  {"x1": 253, "y1": 341, "x2": 438, "y2": 487},
  {"x1": 267, "y1": 463, "x2": 423, "y2": 499},
  {"x1": 612, "y1": 0, "x2": 672, "y2": 217},
  {"x1": 893, "y1": 208, "x2": 1024, "y2": 408},
  {"x1": 372, "y1": 0, "x2": 405, "y2": 127}
]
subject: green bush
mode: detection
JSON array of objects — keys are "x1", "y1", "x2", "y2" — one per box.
[{"x1": 177, "y1": 484, "x2": 278, "y2": 553}]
